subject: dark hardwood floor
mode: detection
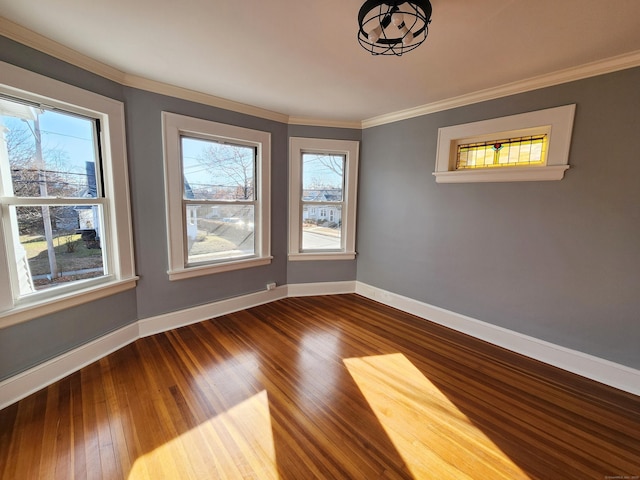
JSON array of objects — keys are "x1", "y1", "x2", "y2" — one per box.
[{"x1": 1, "y1": 294, "x2": 638, "y2": 479}]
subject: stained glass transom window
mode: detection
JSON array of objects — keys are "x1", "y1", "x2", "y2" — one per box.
[{"x1": 456, "y1": 134, "x2": 548, "y2": 170}]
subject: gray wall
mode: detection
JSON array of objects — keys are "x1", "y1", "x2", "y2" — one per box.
[
  {"x1": 1, "y1": 34, "x2": 638, "y2": 381},
  {"x1": 124, "y1": 88, "x2": 290, "y2": 319},
  {"x1": 0, "y1": 37, "x2": 358, "y2": 380},
  {"x1": 357, "y1": 67, "x2": 640, "y2": 369}
]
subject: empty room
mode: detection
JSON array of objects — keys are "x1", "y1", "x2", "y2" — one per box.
[{"x1": 0, "y1": 1, "x2": 639, "y2": 478}]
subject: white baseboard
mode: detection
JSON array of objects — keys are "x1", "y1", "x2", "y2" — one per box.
[
  {"x1": 2, "y1": 280, "x2": 638, "y2": 410},
  {"x1": 0, "y1": 322, "x2": 138, "y2": 410},
  {"x1": 287, "y1": 280, "x2": 356, "y2": 297},
  {"x1": 355, "y1": 282, "x2": 640, "y2": 396},
  {"x1": 138, "y1": 286, "x2": 288, "y2": 338},
  {"x1": 138, "y1": 281, "x2": 357, "y2": 337},
  {"x1": 0, "y1": 287, "x2": 291, "y2": 410}
]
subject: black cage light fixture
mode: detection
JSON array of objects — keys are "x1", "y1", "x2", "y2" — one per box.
[{"x1": 358, "y1": 0, "x2": 432, "y2": 56}]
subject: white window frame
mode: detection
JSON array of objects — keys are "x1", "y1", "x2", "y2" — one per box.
[
  {"x1": 162, "y1": 112, "x2": 271, "y2": 280},
  {"x1": 433, "y1": 104, "x2": 575, "y2": 183},
  {"x1": 0, "y1": 61, "x2": 137, "y2": 327},
  {"x1": 289, "y1": 137, "x2": 359, "y2": 261}
]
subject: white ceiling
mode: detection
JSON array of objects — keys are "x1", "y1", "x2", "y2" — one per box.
[{"x1": 1, "y1": 0, "x2": 640, "y2": 124}]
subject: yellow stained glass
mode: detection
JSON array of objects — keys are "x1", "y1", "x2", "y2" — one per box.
[{"x1": 456, "y1": 134, "x2": 547, "y2": 169}]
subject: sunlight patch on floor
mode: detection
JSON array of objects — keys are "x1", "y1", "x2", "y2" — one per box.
[
  {"x1": 344, "y1": 353, "x2": 530, "y2": 480},
  {"x1": 128, "y1": 390, "x2": 279, "y2": 480}
]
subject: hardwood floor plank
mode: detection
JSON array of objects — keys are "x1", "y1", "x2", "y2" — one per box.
[
  {"x1": 70, "y1": 372, "x2": 88, "y2": 479},
  {"x1": 92, "y1": 362, "x2": 121, "y2": 480},
  {"x1": 79, "y1": 365, "x2": 103, "y2": 480},
  {"x1": 3, "y1": 391, "x2": 45, "y2": 479},
  {"x1": 52, "y1": 377, "x2": 73, "y2": 480},
  {"x1": 1, "y1": 294, "x2": 638, "y2": 479},
  {"x1": 0, "y1": 402, "x2": 18, "y2": 479}
]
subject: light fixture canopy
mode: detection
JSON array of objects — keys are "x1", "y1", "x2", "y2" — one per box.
[{"x1": 358, "y1": 0, "x2": 432, "y2": 56}]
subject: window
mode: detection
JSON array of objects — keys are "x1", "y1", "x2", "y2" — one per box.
[
  {"x1": 433, "y1": 104, "x2": 575, "y2": 183},
  {"x1": 289, "y1": 137, "x2": 359, "y2": 261},
  {"x1": 457, "y1": 134, "x2": 547, "y2": 169},
  {"x1": 162, "y1": 112, "x2": 271, "y2": 280},
  {"x1": 0, "y1": 61, "x2": 136, "y2": 325}
]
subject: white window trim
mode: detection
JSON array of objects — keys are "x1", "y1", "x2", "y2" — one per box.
[
  {"x1": 162, "y1": 112, "x2": 271, "y2": 280},
  {"x1": 289, "y1": 137, "x2": 359, "y2": 261},
  {"x1": 0, "y1": 61, "x2": 137, "y2": 328},
  {"x1": 433, "y1": 104, "x2": 576, "y2": 183}
]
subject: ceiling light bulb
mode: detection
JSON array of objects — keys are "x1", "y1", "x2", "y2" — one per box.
[
  {"x1": 368, "y1": 25, "x2": 382, "y2": 43},
  {"x1": 391, "y1": 12, "x2": 414, "y2": 45},
  {"x1": 391, "y1": 12, "x2": 404, "y2": 26},
  {"x1": 401, "y1": 28, "x2": 414, "y2": 45},
  {"x1": 392, "y1": 19, "x2": 414, "y2": 46}
]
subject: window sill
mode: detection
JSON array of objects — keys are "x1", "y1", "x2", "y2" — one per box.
[
  {"x1": 168, "y1": 256, "x2": 273, "y2": 281},
  {"x1": 433, "y1": 165, "x2": 570, "y2": 183},
  {"x1": 288, "y1": 252, "x2": 357, "y2": 261},
  {"x1": 0, "y1": 277, "x2": 138, "y2": 329}
]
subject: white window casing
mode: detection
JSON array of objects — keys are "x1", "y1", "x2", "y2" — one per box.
[
  {"x1": 289, "y1": 137, "x2": 359, "y2": 261},
  {"x1": 433, "y1": 104, "x2": 576, "y2": 183},
  {"x1": 162, "y1": 112, "x2": 271, "y2": 280},
  {"x1": 0, "y1": 61, "x2": 137, "y2": 327}
]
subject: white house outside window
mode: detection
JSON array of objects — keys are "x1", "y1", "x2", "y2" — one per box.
[
  {"x1": 0, "y1": 61, "x2": 137, "y2": 326},
  {"x1": 162, "y1": 112, "x2": 271, "y2": 280}
]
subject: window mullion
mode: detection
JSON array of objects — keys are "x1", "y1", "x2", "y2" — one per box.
[{"x1": 1, "y1": 197, "x2": 107, "y2": 206}]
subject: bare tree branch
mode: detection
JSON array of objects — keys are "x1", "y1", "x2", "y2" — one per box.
[{"x1": 195, "y1": 143, "x2": 255, "y2": 200}]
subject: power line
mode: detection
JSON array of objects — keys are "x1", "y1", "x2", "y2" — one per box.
[
  {"x1": 11, "y1": 167, "x2": 89, "y2": 177},
  {"x1": 39, "y1": 129, "x2": 94, "y2": 142}
]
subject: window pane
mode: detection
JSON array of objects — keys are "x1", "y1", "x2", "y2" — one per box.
[
  {"x1": 14, "y1": 205, "x2": 105, "y2": 292},
  {"x1": 302, "y1": 204, "x2": 342, "y2": 250},
  {"x1": 456, "y1": 134, "x2": 547, "y2": 169},
  {"x1": 181, "y1": 136, "x2": 255, "y2": 201},
  {"x1": 186, "y1": 204, "x2": 255, "y2": 264},
  {"x1": 0, "y1": 100, "x2": 99, "y2": 198},
  {"x1": 302, "y1": 153, "x2": 344, "y2": 201}
]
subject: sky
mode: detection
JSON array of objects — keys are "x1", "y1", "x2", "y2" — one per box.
[
  {"x1": 1, "y1": 104, "x2": 97, "y2": 194},
  {"x1": 2, "y1": 98, "x2": 344, "y2": 195},
  {"x1": 29, "y1": 109, "x2": 96, "y2": 169}
]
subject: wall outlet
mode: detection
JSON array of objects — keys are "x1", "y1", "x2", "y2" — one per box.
[{"x1": 266, "y1": 282, "x2": 276, "y2": 291}]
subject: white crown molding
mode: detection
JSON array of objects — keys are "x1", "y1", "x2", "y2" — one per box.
[
  {"x1": 123, "y1": 73, "x2": 290, "y2": 124},
  {"x1": 287, "y1": 116, "x2": 362, "y2": 130},
  {"x1": 2, "y1": 280, "x2": 638, "y2": 409},
  {"x1": 4, "y1": 16, "x2": 639, "y2": 130},
  {"x1": 0, "y1": 17, "x2": 289, "y2": 124},
  {"x1": 362, "y1": 50, "x2": 640, "y2": 129},
  {"x1": 0, "y1": 16, "x2": 126, "y2": 85}
]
